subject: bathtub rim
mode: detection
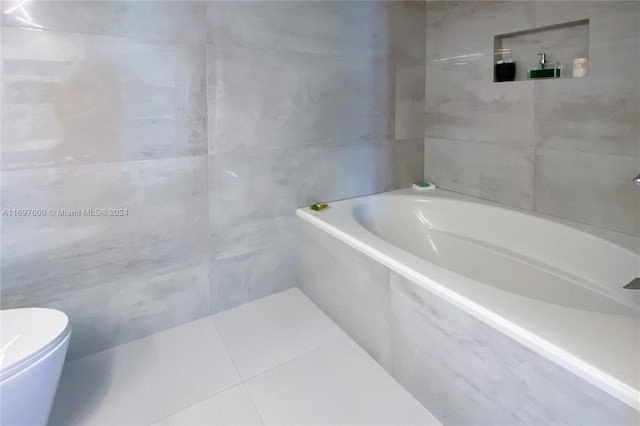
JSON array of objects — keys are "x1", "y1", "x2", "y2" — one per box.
[{"x1": 296, "y1": 188, "x2": 640, "y2": 411}]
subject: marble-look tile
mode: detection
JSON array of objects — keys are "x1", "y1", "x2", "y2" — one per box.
[
  {"x1": 425, "y1": 137, "x2": 534, "y2": 209},
  {"x1": 298, "y1": 220, "x2": 392, "y2": 370},
  {"x1": 208, "y1": 44, "x2": 393, "y2": 153},
  {"x1": 1, "y1": 155, "x2": 209, "y2": 308},
  {"x1": 535, "y1": 1, "x2": 639, "y2": 43},
  {"x1": 395, "y1": 63, "x2": 425, "y2": 140},
  {"x1": 209, "y1": 244, "x2": 297, "y2": 315},
  {"x1": 0, "y1": 1, "x2": 206, "y2": 44},
  {"x1": 394, "y1": 138, "x2": 425, "y2": 189},
  {"x1": 388, "y1": 1, "x2": 426, "y2": 64},
  {"x1": 245, "y1": 335, "x2": 440, "y2": 426},
  {"x1": 535, "y1": 16, "x2": 640, "y2": 156},
  {"x1": 154, "y1": 384, "x2": 263, "y2": 426},
  {"x1": 1, "y1": 27, "x2": 207, "y2": 170},
  {"x1": 534, "y1": 149, "x2": 640, "y2": 236},
  {"x1": 425, "y1": 60, "x2": 535, "y2": 145},
  {"x1": 211, "y1": 288, "x2": 344, "y2": 380},
  {"x1": 425, "y1": 1, "x2": 535, "y2": 64},
  {"x1": 389, "y1": 272, "x2": 639, "y2": 425},
  {"x1": 205, "y1": 1, "x2": 389, "y2": 59},
  {"x1": 44, "y1": 264, "x2": 210, "y2": 361},
  {"x1": 534, "y1": 78, "x2": 640, "y2": 157},
  {"x1": 49, "y1": 317, "x2": 241, "y2": 426},
  {"x1": 533, "y1": 8, "x2": 640, "y2": 157},
  {"x1": 289, "y1": 142, "x2": 396, "y2": 205},
  {"x1": 210, "y1": 142, "x2": 394, "y2": 260}
]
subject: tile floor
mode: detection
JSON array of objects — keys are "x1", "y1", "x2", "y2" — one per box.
[{"x1": 49, "y1": 288, "x2": 440, "y2": 425}]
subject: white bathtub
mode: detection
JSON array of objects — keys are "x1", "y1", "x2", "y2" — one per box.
[{"x1": 297, "y1": 188, "x2": 640, "y2": 411}]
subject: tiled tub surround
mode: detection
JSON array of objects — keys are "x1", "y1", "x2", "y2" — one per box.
[
  {"x1": 1, "y1": 1, "x2": 426, "y2": 359},
  {"x1": 424, "y1": 1, "x2": 640, "y2": 236},
  {"x1": 297, "y1": 189, "x2": 640, "y2": 425}
]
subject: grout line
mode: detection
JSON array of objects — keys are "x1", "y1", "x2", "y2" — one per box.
[
  {"x1": 207, "y1": 315, "x2": 244, "y2": 380},
  {"x1": 147, "y1": 317, "x2": 244, "y2": 425},
  {"x1": 241, "y1": 382, "x2": 267, "y2": 426},
  {"x1": 206, "y1": 39, "x2": 391, "y2": 62},
  {"x1": 1, "y1": 21, "x2": 206, "y2": 48},
  {"x1": 146, "y1": 382, "x2": 241, "y2": 426},
  {"x1": 239, "y1": 333, "x2": 347, "y2": 384},
  {"x1": 150, "y1": 293, "x2": 347, "y2": 424},
  {"x1": 1, "y1": 153, "x2": 209, "y2": 175}
]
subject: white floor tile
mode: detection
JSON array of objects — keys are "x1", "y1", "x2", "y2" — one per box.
[
  {"x1": 245, "y1": 335, "x2": 441, "y2": 426},
  {"x1": 153, "y1": 384, "x2": 263, "y2": 425},
  {"x1": 211, "y1": 288, "x2": 344, "y2": 379},
  {"x1": 49, "y1": 317, "x2": 241, "y2": 426}
]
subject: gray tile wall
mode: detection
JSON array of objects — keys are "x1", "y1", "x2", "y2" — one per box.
[
  {"x1": 0, "y1": 1, "x2": 425, "y2": 359},
  {"x1": 298, "y1": 221, "x2": 640, "y2": 424},
  {"x1": 424, "y1": 1, "x2": 640, "y2": 236}
]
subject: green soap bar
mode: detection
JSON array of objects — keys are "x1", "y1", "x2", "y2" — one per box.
[
  {"x1": 416, "y1": 182, "x2": 432, "y2": 188},
  {"x1": 310, "y1": 202, "x2": 329, "y2": 211}
]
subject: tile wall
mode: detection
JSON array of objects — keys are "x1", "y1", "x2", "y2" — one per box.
[
  {"x1": 424, "y1": 1, "x2": 640, "y2": 236},
  {"x1": 0, "y1": 1, "x2": 426, "y2": 359}
]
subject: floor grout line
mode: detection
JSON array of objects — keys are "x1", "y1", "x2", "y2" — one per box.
[
  {"x1": 239, "y1": 333, "x2": 348, "y2": 384},
  {"x1": 207, "y1": 314, "x2": 244, "y2": 380},
  {"x1": 241, "y1": 381, "x2": 267, "y2": 426},
  {"x1": 146, "y1": 317, "x2": 244, "y2": 425},
  {"x1": 148, "y1": 309, "x2": 346, "y2": 425},
  {"x1": 146, "y1": 382, "x2": 241, "y2": 426}
]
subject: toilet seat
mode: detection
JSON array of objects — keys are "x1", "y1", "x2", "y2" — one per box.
[{"x1": 1, "y1": 308, "x2": 71, "y2": 382}]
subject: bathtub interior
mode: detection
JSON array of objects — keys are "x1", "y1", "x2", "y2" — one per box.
[{"x1": 352, "y1": 193, "x2": 640, "y2": 316}]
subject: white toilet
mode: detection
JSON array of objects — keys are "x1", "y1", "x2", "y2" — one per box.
[{"x1": 0, "y1": 308, "x2": 71, "y2": 426}]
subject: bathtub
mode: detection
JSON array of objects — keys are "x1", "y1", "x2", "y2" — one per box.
[{"x1": 297, "y1": 188, "x2": 640, "y2": 424}]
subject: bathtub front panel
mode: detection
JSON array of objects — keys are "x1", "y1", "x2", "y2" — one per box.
[{"x1": 298, "y1": 216, "x2": 640, "y2": 425}]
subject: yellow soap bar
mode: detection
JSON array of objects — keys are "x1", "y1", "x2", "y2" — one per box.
[{"x1": 310, "y1": 202, "x2": 329, "y2": 211}]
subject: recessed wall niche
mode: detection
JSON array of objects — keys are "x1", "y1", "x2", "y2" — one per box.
[{"x1": 494, "y1": 19, "x2": 589, "y2": 82}]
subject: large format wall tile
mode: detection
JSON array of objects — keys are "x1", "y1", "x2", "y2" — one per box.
[
  {"x1": 0, "y1": 0, "x2": 426, "y2": 358},
  {"x1": 1, "y1": 1, "x2": 206, "y2": 44},
  {"x1": 388, "y1": 1, "x2": 426, "y2": 65},
  {"x1": 43, "y1": 265, "x2": 210, "y2": 361},
  {"x1": 534, "y1": 149, "x2": 640, "y2": 236},
  {"x1": 395, "y1": 63, "x2": 425, "y2": 140},
  {"x1": 389, "y1": 272, "x2": 639, "y2": 425},
  {"x1": 1, "y1": 155, "x2": 209, "y2": 308},
  {"x1": 1, "y1": 27, "x2": 207, "y2": 170},
  {"x1": 209, "y1": 244, "x2": 297, "y2": 315},
  {"x1": 206, "y1": 1, "x2": 389, "y2": 59},
  {"x1": 425, "y1": 1, "x2": 535, "y2": 65},
  {"x1": 424, "y1": 1, "x2": 638, "y2": 236},
  {"x1": 533, "y1": 2, "x2": 640, "y2": 157},
  {"x1": 394, "y1": 138, "x2": 424, "y2": 188},
  {"x1": 535, "y1": 1, "x2": 639, "y2": 39},
  {"x1": 210, "y1": 142, "x2": 394, "y2": 260},
  {"x1": 425, "y1": 137, "x2": 534, "y2": 209},
  {"x1": 208, "y1": 44, "x2": 393, "y2": 153},
  {"x1": 425, "y1": 60, "x2": 535, "y2": 145},
  {"x1": 298, "y1": 220, "x2": 391, "y2": 370},
  {"x1": 534, "y1": 78, "x2": 640, "y2": 157}
]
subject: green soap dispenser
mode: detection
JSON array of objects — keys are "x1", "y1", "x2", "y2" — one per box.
[{"x1": 528, "y1": 52, "x2": 560, "y2": 79}]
